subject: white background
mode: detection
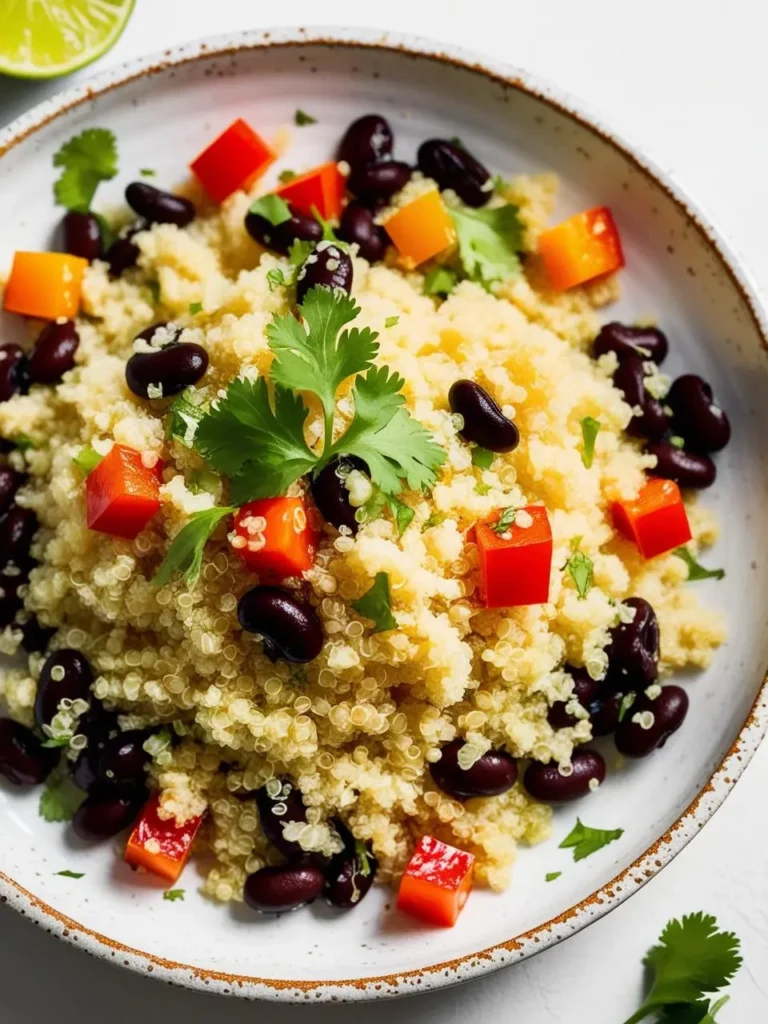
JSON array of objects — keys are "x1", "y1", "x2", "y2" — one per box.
[{"x1": 1, "y1": 0, "x2": 768, "y2": 1020}]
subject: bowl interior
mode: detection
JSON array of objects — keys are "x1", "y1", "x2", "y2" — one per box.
[{"x1": 1, "y1": 35, "x2": 767, "y2": 1000}]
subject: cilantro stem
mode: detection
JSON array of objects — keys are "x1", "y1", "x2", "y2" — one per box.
[
  {"x1": 323, "y1": 405, "x2": 334, "y2": 457},
  {"x1": 621, "y1": 1010, "x2": 650, "y2": 1024}
]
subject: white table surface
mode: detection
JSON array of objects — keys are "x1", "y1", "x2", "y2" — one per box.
[{"x1": 2, "y1": 0, "x2": 767, "y2": 1019}]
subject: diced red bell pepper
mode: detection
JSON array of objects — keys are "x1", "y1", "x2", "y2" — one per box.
[
  {"x1": 85, "y1": 444, "x2": 162, "y2": 540},
  {"x1": 538, "y1": 206, "x2": 624, "y2": 291},
  {"x1": 475, "y1": 505, "x2": 553, "y2": 608},
  {"x1": 274, "y1": 161, "x2": 346, "y2": 220},
  {"x1": 231, "y1": 496, "x2": 318, "y2": 579},
  {"x1": 190, "y1": 118, "x2": 275, "y2": 204},
  {"x1": 3, "y1": 251, "x2": 88, "y2": 320},
  {"x1": 397, "y1": 835, "x2": 475, "y2": 927},
  {"x1": 612, "y1": 476, "x2": 692, "y2": 559},
  {"x1": 125, "y1": 794, "x2": 204, "y2": 883}
]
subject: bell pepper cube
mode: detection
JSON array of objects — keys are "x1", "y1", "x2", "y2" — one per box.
[
  {"x1": 475, "y1": 505, "x2": 553, "y2": 608},
  {"x1": 190, "y1": 118, "x2": 275, "y2": 204},
  {"x1": 384, "y1": 189, "x2": 456, "y2": 268},
  {"x1": 3, "y1": 251, "x2": 88, "y2": 320},
  {"x1": 397, "y1": 835, "x2": 475, "y2": 927},
  {"x1": 275, "y1": 161, "x2": 346, "y2": 220},
  {"x1": 231, "y1": 496, "x2": 318, "y2": 579},
  {"x1": 538, "y1": 206, "x2": 624, "y2": 291},
  {"x1": 125, "y1": 794, "x2": 204, "y2": 883},
  {"x1": 85, "y1": 444, "x2": 162, "y2": 540},
  {"x1": 612, "y1": 476, "x2": 692, "y2": 559}
]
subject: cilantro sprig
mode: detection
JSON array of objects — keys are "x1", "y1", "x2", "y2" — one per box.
[
  {"x1": 53, "y1": 128, "x2": 118, "y2": 213},
  {"x1": 673, "y1": 547, "x2": 725, "y2": 582},
  {"x1": 449, "y1": 204, "x2": 524, "y2": 286}
]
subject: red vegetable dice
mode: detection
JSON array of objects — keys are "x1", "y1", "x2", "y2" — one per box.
[
  {"x1": 85, "y1": 444, "x2": 162, "y2": 539},
  {"x1": 275, "y1": 161, "x2": 346, "y2": 220},
  {"x1": 612, "y1": 477, "x2": 692, "y2": 559},
  {"x1": 231, "y1": 496, "x2": 318, "y2": 579},
  {"x1": 190, "y1": 118, "x2": 275, "y2": 204},
  {"x1": 125, "y1": 794, "x2": 204, "y2": 883},
  {"x1": 475, "y1": 505, "x2": 553, "y2": 608},
  {"x1": 397, "y1": 835, "x2": 475, "y2": 927}
]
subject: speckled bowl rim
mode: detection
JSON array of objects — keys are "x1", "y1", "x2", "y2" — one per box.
[{"x1": 1, "y1": 24, "x2": 767, "y2": 1004}]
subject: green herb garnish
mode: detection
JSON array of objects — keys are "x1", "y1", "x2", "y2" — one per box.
[
  {"x1": 565, "y1": 549, "x2": 593, "y2": 599},
  {"x1": 580, "y1": 416, "x2": 601, "y2": 468},
  {"x1": 618, "y1": 692, "x2": 636, "y2": 722},
  {"x1": 267, "y1": 268, "x2": 286, "y2": 291},
  {"x1": 249, "y1": 194, "x2": 292, "y2": 226},
  {"x1": 39, "y1": 776, "x2": 85, "y2": 824},
  {"x1": 72, "y1": 446, "x2": 103, "y2": 475},
  {"x1": 422, "y1": 512, "x2": 447, "y2": 532},
  {"x1": 163, "y1": 888, "x2": 185, "y2": 902},
  {"x1": 147, "y1": 279, "x2": 161, "y2": 304},
  {"x1": 351, "y1": 572, "x2": 397, "y2": 633},
  {"x1": 188, "y1": 301, "x2": 203, "y2": 315},
  {"x1": 295, "y1": 109, "x2": 317, "y2": 126},
  {"x1": 41, "y1": 736, "x2": 73, "y2": 749},
  {"x1": 449, "y1": 204, "x2": 524, "y2": 285},
  {"x1": 545, "y1": 871, "x2": 561, "y2": 882},
  {"x1": 384, "y1": 316, "x2": 399, "y2": 329},
  {"x1": 14, "y1": 434, "x2": 36, "y2": 451},
  {"x1": 165, "y1": 390, "x2": 206, "y2": 448},
  {"x1": 56, "y1": 870, "x2": 84, "y2": 879},
  {"x1": 362, "y1": 489, "x2": 414, "y2": 537},
  {"x1": 140, "y1": 168, "x2": 156, "y2": 177},
  {"x1": 355, "y1": 840, "x2": 372, "y2": 878},
  {"x1": 423, "y1": 265, "x2": 457, "y2": 298},
  {"x1": 490, "y1": 506, "x2": 517, "y2": 535},
  {"x1": 673, "y1": 547, "x2": 725, "y2": 582},
  {"x1": 288, "y1": 239, "x2": 315, "y2": 267},
  {"x1": 471, "y1": 446, "x2": 494, "y2": 470},
  {"x1": 94, "y1": 212, "x2": 115, "y2": 250},
  {"x1": 278, "y1": 169, "x2": 297, "y2": 184},
  {"x1": 53, "y1": 128, "x2": 118, "y2": 212},
  {"x1": 153, "y1": 506, "x2": 236, "y2": 588},
  {"x1": 559, "y1": 819, "x2": 623, "y2": 862},
  {"x1": 475, "y1": 481, "x2": 491, "y2": 495},
  {"x1": 670, "y1": 435, "x2": 686, "y2": 449}
]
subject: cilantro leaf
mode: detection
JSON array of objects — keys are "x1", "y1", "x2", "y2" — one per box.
[
  {"x1": 424, "y1": 266, "x2": 458, "y2": 297},
  {"x1": 39, "y1": 776, "x2": 85, "y2": 823},
  {"x1": 580, "y1": 416, "x2": 601, "y2": 468},
  {"x1": 422, "y1": 512, "x2": 447, "y2": 532},
  {"x1": 288, "y1": 239, "x2": 315, "y2": 267},
  {"x1": 56, "y1": 870, "x2": 84, "y2": 879},
  {"x1": 490, "y1": 507, "x2": 517, "y2": 534},
  {"x1": 362, "y1": 489, "x2": 414, "y2": 536},
  {"x1": 618, "y1": 692, "x2": 636, "y2": 722},
  {"x1": 153, "y1": 506, "x2": 236, "y2": 588},
  {"x1": 249, "y1": 194, "x2": 292, "y2": 226},
  {"x1": 559, "y1": 818, "x2": 623, "y2": 862},
  {"x1": 188, "y1": 302, "x2": 203, "y2": 315},
  {"x1": 278, "y1": 169, "x2": 297, "y2": 184},
  {"x1": 384, "y1": 316, "x2": 399, "y2": 329},
  {"x1": 195, "y1": 376, "x2": 318, "y2": 503},
  {"x1": 163, "y1": 888, "x2": 186, "y2": 901},
  {"x1": 670, "y1": 434, "x2": 686, "y2": 449},
  {"x1": 267, "y1": 268, "x2": 286, "y2": 291},
  {"x1": 450, "y1": 203, "x2": 523, "y2": 285},
  {"x1": 475, "y1": 481, "x2": 491, "y2": 495},
  {"x1": 140, "y1": 168, "x2": 156, "y2": 177},
  {"x1": 352, "y1": 572, "x2": 397, "y2": 633},
  {"x1": 72, "y1": 446, "x2": 103, "y2": 475},
  {"x1": 673, "y1": 547, "x2": 725, "y2": 582},
  {"x1": 166, "y1": 389, "x2": 206, "y2": 448},
  {"x1": 53, "y1": 128, "x2": 118, "y2": 212},
  {"x1": 295, "y1": 109, "x2": 317, "y2": 126},
  {"x1": 657, "y1": 996, "x2": 730, "y2": 1024},
  {"x1": 471, "y1": 446, "x2": 494, "y2": 470},
  {"x1": 545, "y1": 871, "x2": 561, "y2": 882},
  {"x1": 565, "y1": 550, "x2": 593, "y2": 599}
]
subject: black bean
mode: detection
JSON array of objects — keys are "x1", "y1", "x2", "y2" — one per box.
[
  {"x1": 430, "y1": 738, "x2": 517, "y2": 799},
  {"x1": 615, "y1": 685, "x2": 689, "y2": 757},
  {"x1": 666, "y1": 374, "x2": 731, "y2": 454},
  {"x1": 338, "y1": 202, "x2": 389, "y2": 263},
  {"x1": 0, "y1": 571, "x2": 24, "y2": 628},
  {"x1": 34, "y1": 648, "x2": 94, "y2": 731},
  {"x1": 417, "y1": 139, "x2": 492, "y2": 208},
  {"x1": 126, "y1": 337, "x2": 208, "y2": 400},
  {"x1": 593, "y1": 322, "x2": 668, "y2": 365},
  {"x1": 612, "y1": 355, "x2": 669, "y2": 440},
  {"x1": 245, "y1": 205, "x2": 323, "y2": 256},
  {"x1": 0, "y1": 718, "x2": 57, "y2": 786},
  {"x1": 448, "y1": 379, "x2": 519, "y2": 453},
  {"x1": 523, "y1": 749, "x2": 606, "y2": 802},
  {"x1": 70, "y1": 711, "x2": 119, "y2": 793},
  {"x1": 0, "y1": 344, "x2": 29, "y2": 403},
  {"x1": 125, "y1": 182, "x2": 195, "y2": 227},
  {"x1": 244, "y1": 863, "x2": 325, "y2": 913},
  {"x1": 27, "y1": 321, "x2": 79, "y2": 385},
  {"x1": 238, "y1": 587, "x2": 324, "y2": 663},
  {"x1": 587, "y1": 692, "x2": 625, "y2": 737},
  {"x1": 96, "y1": 730, "x2": 150, "y2": 787},
  {"x1": 296, "y1": 243, "x2": 353, "y2": 305},
  {"x1": 347, "y1": 161, "x2": 412, "y2": 205},
  {"x1": 105, "y1": 228, "x2": 142, "y2": 278},
  {"x1": 0, "y1": 506, "x2": 38, "y2": 570},
  {"x1": 72, "y1": 786, "x2": 144, "y2": 841},
  {"x1": 603, "y1": 597, "x2": 659, "y2": 693},
  {"x1": 547, "y1": 665, "x2": 600, "y2": 729},
  {"x1": 20, "y1": 618, "x2": 56, "y2": 654},
  {"x1": 324, "y1": 834, "x2": 378, "y2": 909},
  {"x1": 0, "y1": 467, "x2": 23, "y2": 516},
  {"x1": 62, "y1": 211, "x2": 103, "y2": 262},
  {"x1": 646, "y1": 441, "x2": 716, "y2": 490},
  {"x1": 338, "y1": 114, "x2": 394, "y2": 170},
  {"x1": 310, "y1": 455, "x2": 368, "y2": 534},
  {"x1": 255, "y1": 781, "x2": 308, "y2": 858}
]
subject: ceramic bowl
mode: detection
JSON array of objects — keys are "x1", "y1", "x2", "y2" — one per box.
[{"x1": 1, "y1": 26, "x2": 767, "y2": 1004}]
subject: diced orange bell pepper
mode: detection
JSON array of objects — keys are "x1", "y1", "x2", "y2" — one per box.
[
  {"x1": 475, "y1": 505, "x2": 553, "y2": 608},
  {"x1": 397, "y1": 835, "x2": 475, "y2": 927},
  {"x1": 384, "y1": 189, "x2": 456, "y2": 267},
  {"x1": 612, "y1": 476, "x2": 691, "y2": 559},
  {"x1": 85, "y1": 444, "x2": 162, "y2": 540},
  {"x1": 538, "y1": 206, "x2": 624, "y2": 291},
  {"x1": 125, "y1": 794, "x2": 204, "y2": 883},
  {"x1": 275, "y1": 161, "x2": 346, "y2": 220},
  {"x1": 231, "y1": 496, "x2": 318, "y2": 579},
  {"x1": 190, "y1": 118, "x2": 276, "y2": 204},
  {"x1": 3, "y1": 251, "x2": 88, "y2": 320}
]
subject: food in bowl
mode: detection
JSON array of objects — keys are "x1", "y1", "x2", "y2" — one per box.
[{"x1": 0, "y1": 110, "x2": 729, "y2": 925}]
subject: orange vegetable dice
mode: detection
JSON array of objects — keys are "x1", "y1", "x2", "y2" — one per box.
[
  {"x1": 612, "y1": 477, "x2": 691, "y2": 559},
  {"x1": 275, "y1": 161, "x2": 346, "y2": 220},
  {"x1": 397, "y1": 836, "x2": 475, "y2": 927},
  {"x1": 190, "y1": 118, "x2": 275, "y2": 204},
  {"x1": 475, "y1": 505, "x2": 553, "y2": 608},
  {"x1": 538, "y1": 206, "x2": 624, "y2": 291},
  {"x1": 232, "y1": 496, "x2": 318, "y2": 579},
  {"x1": 125, "y1": 795, "x2": 204, "y2": 883},
  {"x1": 3, "y1": 251, "x2": 88, "y2": 320},
  {"x1": 384, "y1": 189, "x2": 456, "y2": 267},
  {"x1": 85, "y1": 444, "x2": 162, "y2": 539}
]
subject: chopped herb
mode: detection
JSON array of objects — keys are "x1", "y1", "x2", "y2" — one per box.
[
  {"x1": 673, "y1": 547, "x2": 725, "y2": 582},
  {"x1": 490, "y1": 507, "x2": 517, "y2": 535},
  {"x1": 423, "y1": 265, "x2": 457, "y2": 298},
  {"x1": 384, "y1": 316, "x2": 399, "y2": 329},
  {"x1": 278, "y1": 169, "x2": 297, "y2": 184},
  {"x1": 386, "y1": 494, "x2": 415, "y2": 536},
  {"x1": 188, "y1": 301, "x2": 203, "y2": 315},
  {"x1": 163, "y1": 888, "x2": 185, "y2": 902},
  {"x1": 249, "y1": 194, "x2": 292, "y2": 227},
  {"x1": 39, "y1": 776, "x2": 85, "y2": 824},
  {"x1": 14, "y1": 434, "x2": 36, "y2": 451},
  {"x1": 669, "y1": 434, "x2": 686, "y2": 449},
  {"x1": 72, "y1": 446, "x2": 103, "y2": 475},
  {"x1": 187, "y1": 468, "x2": 221, "y2": 497},
  {"x1": 153, "y1": 506, "x2": 237, "y2": 588},
  {"x1": 422, "y1": 512, "x2": 447, "y2": 532},
  {"x1": 580, "y1": 416, "x2": 601, "y2": 468},
  {"x1": 55, "y1": 870, "x2": 84, "y2": 879},
  {"x1": 166, "y1": 390, "x2": 206, "y2": 448},
  {"x1": 471, "y1": 446, "x2": 494, "y2": 470},
  {"x1": 147, "y1": 279, "x2": 161, "y2": 304},
  {"x1": 295, "y1": 109, "x2": 317, "y2": 126},
  {"x1": 545, "y1": 871, "x2": 561, "y2": 882},
  {"x1": 355, "y1": 840, "x2": 372, "y2": 877},
  {"x1": 622, "y1": 913, "x2": 741, "y2": 1024},
  {"x1": 42, "y1": 736, "x2": 73, "y2": 749},
  {"x1": 352, "y1": 572, "x2": 397, "y2": 633},
  {"x1": 450, "y1": 136, "x2": 464, "y2": 149},
  {"x1": 288, "y1": 239, "x2": 315, "y2": 267},
  {"x1": 565, "y1": 550, "x2": 593, "y2": 599},
  {"x1": 140, "y1": 168, "x2": 156, "y2": 177},
  {"x1": 474, "y1": 481, "x2": 491, "y2": 495},
  {"x1": 267, "y1": 268, "x2": 286, "y2": 291},
  {"x1": 492, "y1": 173, "x2": 511, "y2": 195},
  {"x1": 559, "y1": 818, "x2": 623, "y2": 862},
  {"x1": 618, "y1": 692, "x2": 636, "y2": 722},
  {"x1": 450, "y1": 203, "x2": 524, "y2": 285},
  {"x1": 52, "y1": 128, "x2": 118, "y2": 212},
  {"x1": 311, "y1": 206, "x2": 343, "y2": 243},
  {"x1": 94, "y1": 212, "x2": 116, "y2": 251}
]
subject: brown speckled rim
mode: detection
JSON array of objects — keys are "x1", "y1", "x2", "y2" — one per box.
[{"x1": 1, "y1": 26, "x2": 768, "y2": 1003}]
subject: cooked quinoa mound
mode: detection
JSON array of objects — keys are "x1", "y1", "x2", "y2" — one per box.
[{"x1": 0, "y1": 173, "x2": 725, "y2": 901}]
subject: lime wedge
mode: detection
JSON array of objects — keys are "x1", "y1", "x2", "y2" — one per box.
[{"x1": 0, "y1": 0, "x2": 135, "y2": 80}]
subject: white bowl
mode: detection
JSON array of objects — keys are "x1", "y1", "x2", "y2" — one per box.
[{"x1": 1, "y1": 26, "x2": 767, "y2": 1004}]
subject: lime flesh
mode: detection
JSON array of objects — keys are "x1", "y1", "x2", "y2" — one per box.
[{"x1": 0, "y1": 0, "x2": 136, "y2": 80}]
